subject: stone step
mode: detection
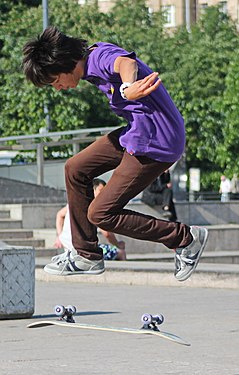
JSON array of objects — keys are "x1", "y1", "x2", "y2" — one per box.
[
  {"x1": 34, "y1": 248, "x2": 239, "y2": 265},
  {"x1": 4, "y1": 238, "x2": 45, "y2": 248},
  {"x1": 127, "y1": 251, "x2": 239, "y2": 264},
  {"x1": 0, "y1": 219, "x2": 22, "y2": 229},
  {"x1": 115, "y1": 224, "x2": 239, "y2": 254},
  {"x1": 0, "y1": 229, "x2": 34, "y2": 239},
  {"x1": 205, "y1": 224, "x2": 239, "y2": 251},
  {"x1": 0, "y1": 210, "x2": 10, "y2": 219}
]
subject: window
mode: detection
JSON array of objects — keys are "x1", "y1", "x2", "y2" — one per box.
[
  {"x1": 219, "y1": 1, "x2": 227, "y2": 14},
  {"x1": 199, "y1": 3, "x2": 208, "y2": 16},
  {"x1": 161, "y1": 5, "x2": 176, "y2": 27}
]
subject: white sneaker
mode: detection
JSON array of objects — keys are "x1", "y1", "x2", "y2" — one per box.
[
  {"x1": 44, "y1": 252, "x2": 105, "y2": 276},
  {"x1": 174, "y1": 226, "x2": 208, "y2": 281}
]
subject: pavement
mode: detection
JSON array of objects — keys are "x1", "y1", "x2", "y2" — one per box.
[
  {"x1": 0, "y1": 256, "x2": 239, "y2": 375},
  {"x1": 36, "y1": 255, "x2": 239, "y2": 289},
  {"x1": 0, "y1": 277, "x2": 239, "y2": 375}
]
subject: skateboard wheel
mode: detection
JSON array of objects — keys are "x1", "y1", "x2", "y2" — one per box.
[
  {"x1": 153, "y1": 314, "x2": 164, "y2": 325},
  {"x1": 141, "y1": 313, "x2": 152, "y2": 324},
  {"x1": 65, "y1": 305, "x2": 77, "y2": 315},
  {"x1": 55, "y1": 305, "x2": 66, "y2": 317}
]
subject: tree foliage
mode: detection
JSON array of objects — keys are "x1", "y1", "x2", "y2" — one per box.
[
  {"x1": 1, "y1": 1, "x2": 239, "y2": 189},
  {"x1": 160, "y1": 7, "x2": 239, "y2": 189}
]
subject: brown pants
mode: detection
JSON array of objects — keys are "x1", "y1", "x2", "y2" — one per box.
[{"x1": 65, "y1": 127, "x2": 191, "y2": 259}]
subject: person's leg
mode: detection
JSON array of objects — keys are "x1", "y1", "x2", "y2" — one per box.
[
  {"x1": 161, "y1": 188, "x2": 172, "y2": 209},
  {"x1": 65, "y1": 127, "x2": 124, "y2": 259},
  {"x1": 161, "y1": 188, "x2": 177, "y2": 221},
  {"x1": 88, "y1": 152, "x2": 192, "y2": 249},
  {"x1": 88, "y1": 153, "x2": 208, "y2": 282},
  {"x1": 154, "y1": 191, "x2": 163, "y2": 206},
  {"x1": 116, "y1": 248, "x2": 127, "y2": 260}
]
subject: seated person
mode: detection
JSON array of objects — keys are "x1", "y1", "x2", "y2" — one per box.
[
  {"x1": 53, "y1": 179, "x2": 127, "y2": 261},
  {"x1": 141, "y1": 170, "x2": 177, "y2": 222}
]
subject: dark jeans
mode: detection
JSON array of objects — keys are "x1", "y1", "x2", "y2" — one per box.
[
  {"x1": 161, "y1": 188, "x2": 177, "y2": 221},
  {"x1": 65, "y1": 127, "x2": 191, "y2": 259}
]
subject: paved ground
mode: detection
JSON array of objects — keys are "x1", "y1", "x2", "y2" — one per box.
[
  {"x1": 0, "y1": 279, "x2": 239, "y2": 375},
  {"x1": 36, "y1": 258, "x2": 239, "y2": 289}
]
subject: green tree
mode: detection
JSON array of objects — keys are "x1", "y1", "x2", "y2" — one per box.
[
  {"x1": 161, "y1": 7, "x2": 239, "y2": 189},
  {"x1": 219, "y1": 48, "x2": 239, "y2": 174},
  {"x1": 0, "y1": 0, "x2": 41, "y2": 23},
  {"x1": 1, "y1": 0, "x2": 239, "y2": 188},
  {"x1": 0, "y1": 0, "x2": 121, "y2": 141},
  {"x1": 108, "y1": 0, "x2": 166, "y2": 70},
  {"x1": 0, "y1": 0, "x2": 166, "y2": 141}
]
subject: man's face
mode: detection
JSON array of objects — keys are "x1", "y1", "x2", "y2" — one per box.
[
  {"x1": 50, "y1": 61, "x2": 85, "y2": 91},
  {"x1": 50, "y1": 72, "x2": 79, "y2": 91}
]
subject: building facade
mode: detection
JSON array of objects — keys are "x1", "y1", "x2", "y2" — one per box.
[{"x1": 80, "y1": 0, "x2": 239, "y2": 29}]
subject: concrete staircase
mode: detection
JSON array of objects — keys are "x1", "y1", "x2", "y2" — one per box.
[
  {"x1": 0, "y1": 209, "x2": 57, "y2": 258},
  {"x1": 1, "y1": 204, "x2": 239, "y2": 265}
]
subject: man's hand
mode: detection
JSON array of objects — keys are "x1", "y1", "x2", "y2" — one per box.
[
  {"x1": 54, "y1": 236, "x2": 63, "y2": 249},
  {"x1": 117, "y1": 240, "x2": 125, "y2": 250},
  {"x1": 123, "y1": 72, "x2": 161, "y2": 101}
]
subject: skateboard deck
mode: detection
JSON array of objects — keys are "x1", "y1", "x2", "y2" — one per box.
[{"x1": 27, "y1": 320, "x2": 190, "y2": 346}]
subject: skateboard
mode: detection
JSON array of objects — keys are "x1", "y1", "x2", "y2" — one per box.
[{"x1": 27, "y1": 306, "x2": 190, "y2": 346}]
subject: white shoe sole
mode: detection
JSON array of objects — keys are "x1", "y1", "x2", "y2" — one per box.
[{"x1": 43, "y1": 265, "x2": 105, "y2": 276}]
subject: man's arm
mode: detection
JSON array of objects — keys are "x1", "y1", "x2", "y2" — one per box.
[
  {"x1": 54, "y1": 205, "x2": 68, "y2": 248},
  {"x1": 114, "y1": 56, "x2": 138, "y2": 83},
  {"x1": 114, "y1": 56, "x2": 161, "y2": 101}
]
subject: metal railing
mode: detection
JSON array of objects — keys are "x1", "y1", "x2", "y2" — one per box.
[
  {"x1": 0, "y1": 126, "x2": 117, "y2": 185},
  {"x1": 0, "y1": 126, "x2": 117, "y2": 144},
  {"x1": 187, "y1": 191, "x2": 239, "y2": 201}
]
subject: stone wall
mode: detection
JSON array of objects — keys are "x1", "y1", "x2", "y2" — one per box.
[{"x1": 0, "y1": 177, "x2": 66, "y2": 203}]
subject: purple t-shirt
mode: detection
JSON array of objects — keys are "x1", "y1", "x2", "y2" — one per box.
[{"x1": 82, "y1": 42, "x2": 185, "y2": 163}]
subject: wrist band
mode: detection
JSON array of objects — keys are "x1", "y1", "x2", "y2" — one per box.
[{"x1": 119, "y1": 82, "x2": 132, "y2": 100}]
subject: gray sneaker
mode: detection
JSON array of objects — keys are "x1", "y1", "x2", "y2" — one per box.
[
  {"x1": 174, "y1": 226, "x2": 208, "y2": 281},
  {"x1": 44, "y1": 252, "x2": 105, "y2": 276}
]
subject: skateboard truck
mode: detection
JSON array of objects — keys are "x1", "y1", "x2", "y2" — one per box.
[
  {"x1": 141, "y1": 313, "x2": 164, "y2": 331},
  {"x1": 54, "y1": 305, "x2": 77, "y2": 323}
]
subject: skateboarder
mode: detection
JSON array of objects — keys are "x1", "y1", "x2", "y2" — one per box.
[{"x1": 22, "y1": 26, "x2": 208, "y2": 281}]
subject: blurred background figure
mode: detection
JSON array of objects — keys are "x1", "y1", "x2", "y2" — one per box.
[
  {"x1": 230, "y1": 173, "x2": 239, "y2": 199},
  {"x1": 219, "y1": 175, "x2": 231, "y2": 202},
  {"x1": 142, "y1": 170, "x2": 177, "y2": 221},
  {"x1": 54, "y1": 178, "x2": 127, "y2": 261}
]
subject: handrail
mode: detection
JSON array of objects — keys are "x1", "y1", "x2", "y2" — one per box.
[{"x1": 0, "y1": 126, "x2": 118, "y2": 143}]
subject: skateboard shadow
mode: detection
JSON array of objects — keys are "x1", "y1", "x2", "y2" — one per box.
[{"x1": 31, "y1": 311, "x2": 120, "y2": 319}]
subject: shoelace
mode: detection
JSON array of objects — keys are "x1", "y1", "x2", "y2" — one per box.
[
  {"x1": 51, "y1": 250, "x2": 71, "y2": 263},
  {"x1": 52, "y1": 251, "x2": 73, "y2": 275},
  {"x1": 176, "y1": 253, "x2": 195, "y2": 271}
]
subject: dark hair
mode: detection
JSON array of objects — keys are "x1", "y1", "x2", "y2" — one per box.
[
  {"x1": 93, "y1": 178, "x2": 106, "y2": 188},
  {"x1": 22, "y1": 26, "x2": 88, "y2": 87}
]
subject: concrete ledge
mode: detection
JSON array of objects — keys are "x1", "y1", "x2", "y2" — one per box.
[
  {"x1": 35, "y1": 261, "x2": 239, "y2": 289},
  {"x1": 2, "y1": 200, "x2": 239, "y2": 228},
  {"x1": 0, "y1": 245, "x2": 35, "y2": 319},
  {"x1": 175, "y1": 200, "x2": 239, "y2": 225},
  {"x1": 127, "y1": 251, "x2": 239, "y2": 264}
]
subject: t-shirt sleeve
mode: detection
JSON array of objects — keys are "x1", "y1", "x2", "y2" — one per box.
[{"x1": 94, "y1": 44, "x2": 136, "y2": 78}]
